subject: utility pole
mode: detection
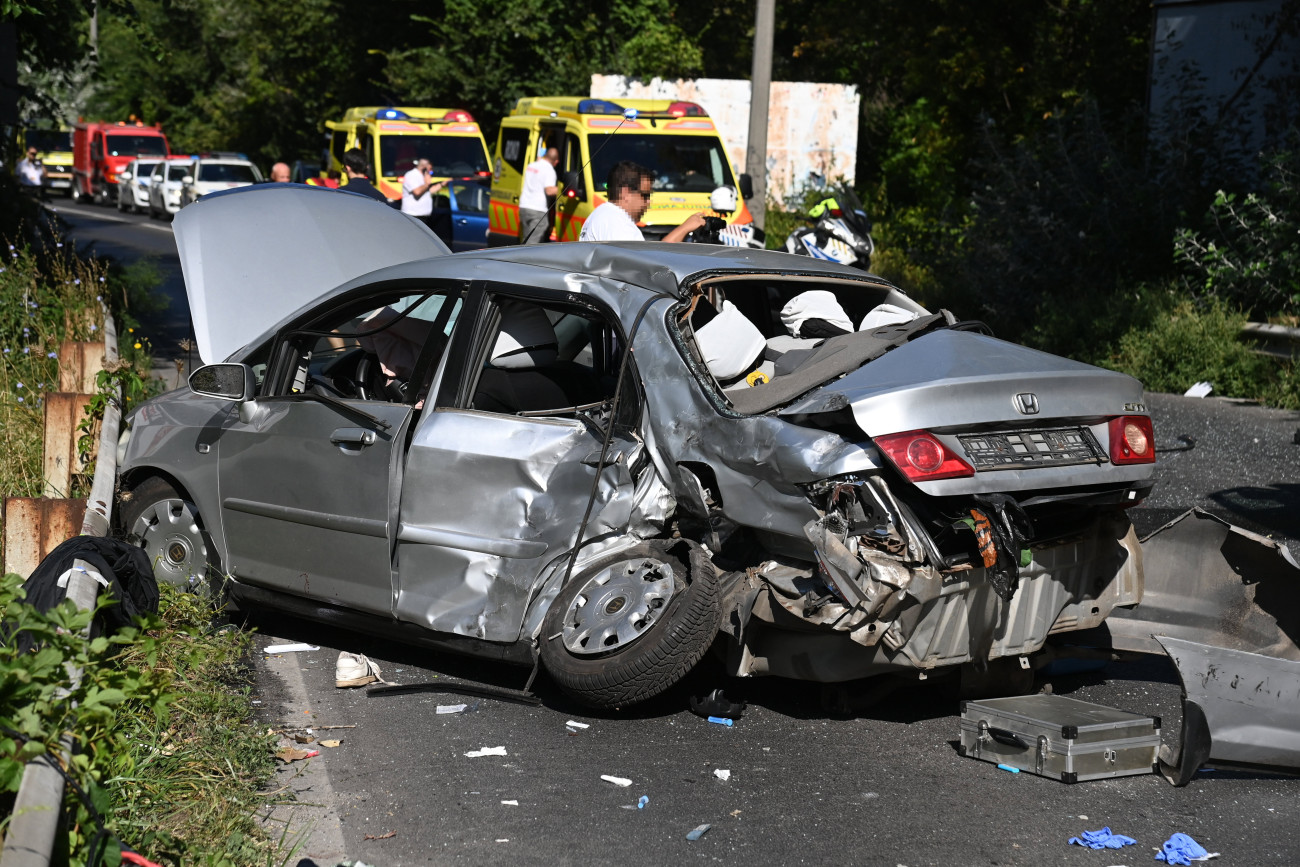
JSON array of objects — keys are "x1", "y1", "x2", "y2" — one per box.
[{"x1": 745, "y1": 0, "x2": 775, "y2": 230}]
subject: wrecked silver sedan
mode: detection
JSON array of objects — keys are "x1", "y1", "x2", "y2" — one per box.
[{"x1": 117, "y1": 185, "x2": 1157, "y2": 708}]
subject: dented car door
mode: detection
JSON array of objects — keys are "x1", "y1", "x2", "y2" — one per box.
[{"x1": 394, "y1": 284, "x2": 641, "y2": 642}]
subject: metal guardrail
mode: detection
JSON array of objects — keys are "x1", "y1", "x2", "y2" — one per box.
[
  {"x1": 1242, "y1": 322, "x2": 1300, "y2": 359},
  {"x1": 1, "y1": 311, "x2": 121, "y2": 867}
]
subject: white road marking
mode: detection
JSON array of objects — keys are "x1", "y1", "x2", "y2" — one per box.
[{"x1": 44, "y1": 202, "x2": 175, "y2": 233}]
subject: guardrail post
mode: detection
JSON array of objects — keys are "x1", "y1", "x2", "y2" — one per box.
[
  {"x1": 41, "y1": 392, "x2": 96, "y2": 500},
  {"x1": 1, "y1": 498, "x2": 88, "y2": 580},
  {"x1": 57, "y1": 341, "x2": 106, "y2": 394}
]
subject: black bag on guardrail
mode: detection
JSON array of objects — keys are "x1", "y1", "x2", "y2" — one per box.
[{"x1": 14, "y1": 537, "x2": 159, "y2": 652}]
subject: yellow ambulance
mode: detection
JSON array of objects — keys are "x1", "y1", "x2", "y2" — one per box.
[
  {"x1": 323, "y1": 106, "x2": 492, "y2": 202},
  {"x1": 20, "y1": 124, "x2": 75, "y2": 195},
  {"x1": 488, "y1": 97, "x2": 753, "y2": 245}
]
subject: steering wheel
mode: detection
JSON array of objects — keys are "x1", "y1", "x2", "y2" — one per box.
[{"x1": 355, "y1": 353, "x2": 408, "y2": 402}]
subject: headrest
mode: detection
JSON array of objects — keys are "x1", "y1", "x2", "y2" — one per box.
[
  {"x1": 859, "y1": 303, "x2": 920, "y2": 331},
  {"x1": 491, "y1": 302, "x2": 558, "y2": 369},
  {"x1": 781, "y1": 290, "x2": 853, "y2": 337},
  {"x1": 695, "y1": 299, "x2": 765, "y2": 381}
]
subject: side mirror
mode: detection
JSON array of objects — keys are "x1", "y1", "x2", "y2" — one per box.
[
  {"x1": 189, "y1": 363, "x2": 255, "y2": 401},
  {"x1": 182, "y1": 175, "x2": 194, "y2": 184},
  {"x1": 738, "y1": 173, "x2": 754, "y2": 201},
  {"x1": 120, "y1": 171, "x2": 132, "y2": 180}
]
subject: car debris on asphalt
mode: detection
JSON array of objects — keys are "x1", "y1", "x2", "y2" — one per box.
[
  {"x1": 686, "y1": 824, "x2": 711, "y2": 841},
  {"x1": 264, "y1": 642, "x2": 319, "y2": 653},
  {"x1": 600, "y1": 775, "x2": 632, "y2": 787},
  {"x1": 463, "y1": 746, "x2": 508, "y2": 758}
]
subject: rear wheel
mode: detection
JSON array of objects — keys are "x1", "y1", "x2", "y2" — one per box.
[
  {"x1": 120, "y1": 477, "x2": 224, "y2": 598},
  {"x1": 540, "y1": 541, "x2": 721, "y2": 709}
]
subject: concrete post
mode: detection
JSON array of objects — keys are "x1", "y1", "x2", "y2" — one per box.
[{"x1": 745, "y1": 0, "x2": 776, "y2": 230}]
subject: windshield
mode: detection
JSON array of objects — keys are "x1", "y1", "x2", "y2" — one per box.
[
  {"x1": 106, "y1": 135, "x2": 168, "y2": 157},
  {"x1": 198, "y1": 162, "x2": 260, "y2": 183},
  {"x1": 167, "y1": 163, "x2": 191, "y2": 181},
  {"x1": 589, "y1": 133, "x2": 734, "y2": 194},
  {"x1": 26, "y1": 130, "x2": 72, "y2": 152},
  {"x1": 378, "y1": 135, "x2": 488, "y2": 179}
]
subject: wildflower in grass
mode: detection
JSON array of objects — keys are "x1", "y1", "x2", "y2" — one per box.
[
  {"x1": 16, "y1": 382, "x2": 24, "y2": 389},
  {"x1": 134, "y1": 342, "x2": 142, "y2": 349},
  {"x1": 74, "y1": 279, "x2": 80, "y2": 285},
  {"x1": 47, "y1": 352, "x2": 57, "y2": 359},
  {"x1": 17, "y1": 397, "x2": 23, "y2": 403},
  {"x1": 23, "y1": 347, "x2": 29, "y2": 354},
  {"x1": 2, "y1": 348, "x2": 9, "y2": 354},
  {"x1": 90, "y1": 324, "x2": 97, "y2": 332}
]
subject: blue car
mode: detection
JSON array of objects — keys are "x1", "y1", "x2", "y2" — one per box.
[{"x1": 431, "y1": 177, "x2": 489, "y2": 252}]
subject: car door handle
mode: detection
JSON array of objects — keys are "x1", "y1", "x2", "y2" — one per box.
[
  {"x1": 331, "y1": 427, "x2": 376, "y2": 447},
  {"x1": 456, "y1": 218, "x2": 468, "y2": 225}
]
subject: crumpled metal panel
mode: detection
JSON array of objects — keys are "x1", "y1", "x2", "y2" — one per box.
[
  {"x1": 741, "y1": 515, "x2": 1141, "y2": 682},
  {"x1": 395, "y1": 409, "x2": 644, "y2": 642},
  {"x1": 1157, "y1": 636, "x2": 1300, "y2": 785},
  {"x1": 1107, "y1": 508, "x2": 1300, "y2": 660}
]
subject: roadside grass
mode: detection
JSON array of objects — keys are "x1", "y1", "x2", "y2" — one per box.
[
  {"x1": 108, "y1": 587, "x2": 283, "y2": 867},
  {"x1": 0, "y1": 577, "x2": 285, "y2": 867}
]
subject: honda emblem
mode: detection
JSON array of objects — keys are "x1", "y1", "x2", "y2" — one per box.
[{"x1": 1015, "y1": 392, "x2": 1040, "y2": 415}]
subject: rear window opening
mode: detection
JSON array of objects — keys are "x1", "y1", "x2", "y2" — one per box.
[{"x1": 675, "y1": 275, "x2": 929, "y2": 414}]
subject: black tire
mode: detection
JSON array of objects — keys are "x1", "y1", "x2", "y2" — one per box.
[
  {"x1": 120, "y1": 476, "x2": 225, "y2": 600},
  {"x1": 540, "y1": 541, "x2": 721, "y2": 709}
]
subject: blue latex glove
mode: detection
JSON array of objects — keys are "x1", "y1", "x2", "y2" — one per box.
[
  {"x1": 1068, "y1": 827, "x2": 1137, "y2": 849},
  {"x1": 1155, "y1": 832, "x2": 1210, "y2": 865}
]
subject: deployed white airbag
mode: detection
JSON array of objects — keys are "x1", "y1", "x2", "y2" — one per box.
[
  {"x1": 860, "y1": 303, "x2": 920, "y2": 331},
  {"x1": 780, "y1": 290, "x2": 853, "y2": 337},
  {"x1": 696, "y1": 300, "x2": 765, "y2": 381}
]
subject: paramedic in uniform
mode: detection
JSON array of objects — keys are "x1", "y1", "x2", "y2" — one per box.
[
  {"x1": 518, "y1": 146, "x2": 559, "y2": 244},
  {"x1": 579, "y1": 161, "x2": 705, "y2": 243}
]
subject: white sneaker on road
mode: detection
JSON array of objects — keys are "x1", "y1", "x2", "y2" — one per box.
[{"x1": 335, "y1": 651, "x2": 384, "y2": 688}]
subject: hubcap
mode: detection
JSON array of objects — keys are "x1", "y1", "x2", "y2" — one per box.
[
  {"x1": 561, "y1": 558, "x2": 676, "y2": 655},
  {"x1": 131, "y1": 497, "x2": 209, "y2": 587}
]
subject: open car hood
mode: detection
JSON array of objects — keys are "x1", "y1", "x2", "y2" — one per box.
[{"x1": 173, "y1": 184, "x2": 448, "y2": 364}]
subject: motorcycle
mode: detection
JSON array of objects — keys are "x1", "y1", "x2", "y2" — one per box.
[{"x1": 783, "y1": 186, "x2": 875, "y2": 270}]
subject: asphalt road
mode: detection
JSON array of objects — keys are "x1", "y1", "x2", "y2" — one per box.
[
  {"x1": 246, "y1": 402, "x2": 1300, "y2": 867},
  {"x1": 53, "y1": 201, "x2": 1300, "y2": 866}
]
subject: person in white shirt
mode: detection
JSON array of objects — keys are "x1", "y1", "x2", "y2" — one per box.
[
  {"x1": 401, "y1": 158, "x2": 450, "y2": 244},
  {"x1": 579, "y1": 161, "x2": 705, "y2": 243},
  {"x1": 16, "y1": 147, "x2": 46, "y2": 198},
  {"x1": 518, "y1": 147, "x2": 559, "y2": 244}
]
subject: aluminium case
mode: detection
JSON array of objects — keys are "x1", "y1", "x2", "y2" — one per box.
[{"x1": 958, "y1": 694, "x2": 1160, "y2": 783}]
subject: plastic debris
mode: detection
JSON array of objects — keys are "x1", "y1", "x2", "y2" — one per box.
[
  {"x1": 686, "y1": 824, "x2": 711, "y2": 841},
  {"x1": 1155, "y1": 833, "x2": 1219, "y2": 865},
  {"x1": 501, "y1": 800, "x2": 519, "y2": 806},
  {"x1": 601, "y1": 775, "x2": 633, "y2": 787},
  {"x1": 637, "y1": 795, "x2": 649, "y2": 809},
  {"x1": 996, "y1": 763, "x2": 1020, "y2": 774},
  {"x1": 1067, "y1": 828, "x2": 1137, "y2": 850},
  {"x1": 464, "y1": 746, "x2": 508, "y2": 758},
  {"x1": 713, "y1": 769, "x2": 731, "y2": 781},
  {"x1": 707, "y1": 716, "x2": 734, "y2": 727},
  {"x1": 565, "y1": 720, "x2": 590, "y2": 729},
  {"x1": 436, "y1": 704, "x2": 468, "y2": 714},
  {"x1": 689, "y1": 689, "x2": 746, "y2": 720},
  {"x1": 265, "y1": 642, "x2": 319, "y2": 653},
  {"x1": 1184, "y1": 381, "x2": 1213, "y2": 398}
]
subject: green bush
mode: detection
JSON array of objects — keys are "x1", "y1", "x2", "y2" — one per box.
[
  {"x1": 1174, "y1": 146, "x2": 1300, "y2": 319},
  {"x1": 1104, "y1": 296, "x2": 1299, "y2": 408}
]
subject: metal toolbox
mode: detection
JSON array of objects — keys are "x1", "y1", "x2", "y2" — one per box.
[{"x1": 958, "y1": 694, "x2": 1161, "y2": 783}]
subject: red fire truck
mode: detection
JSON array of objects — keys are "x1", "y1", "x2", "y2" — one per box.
[{"x1": 72, "y1": 120, "x2": 171, "y2": 204}]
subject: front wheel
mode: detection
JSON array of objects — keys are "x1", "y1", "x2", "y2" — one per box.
[
  {"x1": 120, "y1": 477, "x2": 223, "y2": 597},
  {"x1": 540, "y1": 541, "x2": 721, "y2": 709}
]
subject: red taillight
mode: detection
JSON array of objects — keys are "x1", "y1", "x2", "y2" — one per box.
[
  {"x1": 1108, "y1": 415, "x2": 1155, "y2": 464},
  {"x1": 875, "y1": 430, "x2": 975, "y2": 482},
  {"x1": 565, "y1": 187, "x2": 577, "y2": 198}
]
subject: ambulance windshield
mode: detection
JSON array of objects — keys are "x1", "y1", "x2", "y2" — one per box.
[
  {"x1": 589, "y1": 134, "x2": 734, "y2": 194},
  {"x1": 378, "y1": 135, "x2": 489, "y2": 179}
]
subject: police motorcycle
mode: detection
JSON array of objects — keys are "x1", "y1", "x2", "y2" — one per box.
[
  {"x1": 685, "y1": 186, "x2": 766, "y2": 249},
  {"x1": 783, "y1": 185, "x2": 875, "y2": 270}
]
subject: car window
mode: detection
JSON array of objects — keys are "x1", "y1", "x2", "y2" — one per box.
[
  {"x1": 198, "y1": 162, "x2": 259, "y2": 183},
  {"x1": 452, "y1": 182, "x2": 488, "y2": 214},
  {"x1": 276, "y1": 287, "x2": 463, "y2": 405},
  {"x1": 138, "y1": 161, "x2": 160, "y2": 177},
  {"x1": 463, "y1": 294, "x2": 626, "y2": 418},
  {"x1": 499, "y1": 127, "x2": 530, "y2": 175},
  {"x1": 168, "y1": 164, "x2": 190, "y2": 181}
]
